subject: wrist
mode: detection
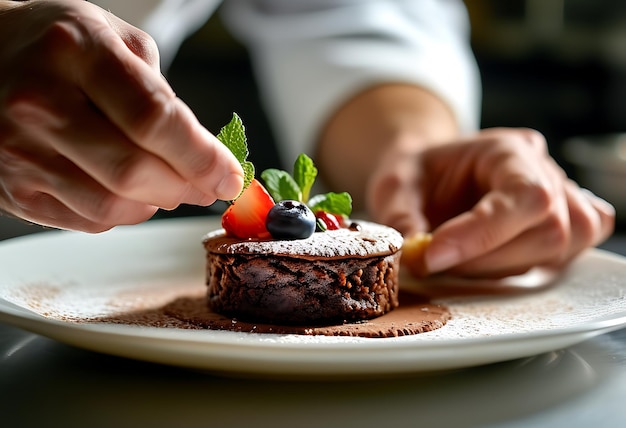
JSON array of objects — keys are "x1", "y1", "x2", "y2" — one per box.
[{"x1": 316, "y1": 83, "x2": 458, "y2": 209}]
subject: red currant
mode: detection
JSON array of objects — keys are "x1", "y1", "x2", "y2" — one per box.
[{"x1": 314, "y1": 211, "x2": 342, "y2": 230}]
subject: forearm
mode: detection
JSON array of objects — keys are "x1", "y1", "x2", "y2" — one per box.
[{"x1": 315, "y1": 83, "x2": 459, "y2": 211}]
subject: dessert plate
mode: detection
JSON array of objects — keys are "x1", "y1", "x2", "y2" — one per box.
[{"x1": 1, "y1": 217, "x2": 626, "y2": 378}]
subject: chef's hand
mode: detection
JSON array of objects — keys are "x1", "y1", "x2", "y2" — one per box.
[
  {"x1": 368, "y1": 128, "x2": 615, "y2": 278},
  {"x1": 0, "y1": 0, "x2": 243, "y2": 232}
]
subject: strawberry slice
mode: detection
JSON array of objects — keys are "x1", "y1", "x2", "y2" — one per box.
[{"x1": 222, "y1": 179, "x2": 275, "y2": 239}]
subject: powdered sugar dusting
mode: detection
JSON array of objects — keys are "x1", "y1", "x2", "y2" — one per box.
[
  {"x1": 3, "y1": 278, "x2": 203, "y2": 322},
  {"x1": 408, "y1": 259, "x2": 626, "y2": 341},
  {"x1": 203, "y1": 221, "x2": 403, "y2": 258}
]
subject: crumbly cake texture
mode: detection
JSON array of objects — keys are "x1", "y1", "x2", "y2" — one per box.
[{"x1": 203, "y1": 221, "x2": 405, "y2": 325}]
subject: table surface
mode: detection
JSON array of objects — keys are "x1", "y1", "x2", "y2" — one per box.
[{"x1": 1, "y1": 225, "x2": 626, "y2": 428}]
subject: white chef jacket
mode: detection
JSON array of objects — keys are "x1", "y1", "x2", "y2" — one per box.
[{"x1": 93, "y1": 0, "x2": 481, "y2": 165}]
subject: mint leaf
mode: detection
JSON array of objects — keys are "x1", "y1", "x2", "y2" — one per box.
[
  {"x1": 293, "y1": 154, "x2": 317, "y2": 203},
  {"x1": 241, "y1": 161, "x2": 255, "y2": 190},
  {"x1": 308, "y1": 192, "x2": 352, "y2": 217},
  {"x1": 216, "y1": 113, "x2": 254, "y2": 196},
  {"x1": 216, "y1": 113, "x2": 247, "y2": 163},
  {"x1": 261, "y1": 168, "x2": 301, "y2": 201}
]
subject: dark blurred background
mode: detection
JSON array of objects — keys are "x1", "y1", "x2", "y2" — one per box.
[
  {"x1": 466, "y1": 0, "x2": 626, "y2": 172},
  {"x1": 2, "y1": 0, "x2": 625, "y2": 238}
]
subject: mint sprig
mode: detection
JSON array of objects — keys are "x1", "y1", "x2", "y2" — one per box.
[
  {"x1": 261, "y1": 153, "x2": 352, "y2": 217},
  {"x1": 308, "y1": 192, "x2": 353, "y2": 216},
  {"x1": 216, "y1": 113, "x2": 254, "y2": 199},
  {"x1": 215, "y1": 114, "x2": 352, "y2": 217}
]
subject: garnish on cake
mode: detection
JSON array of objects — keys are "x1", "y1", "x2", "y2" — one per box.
[
  {"x1": 216, "y1": 113, "x2": 352, "y2": 240},
  {"x1": 201, "y1": 113, "x2": 449, "y2": 330}
]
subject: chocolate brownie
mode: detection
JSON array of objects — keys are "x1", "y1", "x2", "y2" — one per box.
[{"x1": 203, "y1": 221, "x2": 403, "y2": 325}]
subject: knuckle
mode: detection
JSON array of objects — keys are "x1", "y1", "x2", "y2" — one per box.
[
  {"x1": 125, "y1": 29, "x2": 160, "y2": 66},
  {"x1": 10, "y1": 187, "x2": 32, "y2": 207},
  {"x1": 105, "y1": 152, "x2": 148, "y2": 194},
  {"x1": 184, "y1": 147, "x2": 219, "y2": 179},
  {"x1": 518, "y1": 127, "x2": 546, "y2": 143},
  {"x1": 31, "y1": 18, "x2": 89, "y2": 65},
  {"x1": 10, "y1": 187, "x2": 44, "y2": 214},
  {"x1": 89, "y1": 196, "x2": 139, "y2": 228},
  {"x1": 43, "y1": 20, "x2": 84, "y2": 52},
  {"x1": 130, "y1": 100, "x2": 216, "y2": 182},
  {"x1": 541, "y1": 215, "x2": 570, "y2": 250},
  {"x1": 473, "y1": 226, "x2": 502, "y2": 254},
  {"x1": 127, "y1": 92, "x2": 175, "y2": 143},
  {"x1": 513, "y1": 179, "x2": 553, "y2": 218},
  {"x1": 572, "y1": 208, "x2": 602, "y2": 246},
  {"x1": 104, "y1": 153, "x2": 184, "y2": 209},
  {"x1": 4, "y1": 87, "x2": 59, "y2": 127},
  {"x1": 79, "y1": 190, "x2": 154, "y2": 227},
  {"x1": 80, "y1": 191, "x2": 119, "y2": 223},
  {"x1": 484, "y1": 128, "x2": 547, "y2": 154},
  {"x1": 517, "y1": 128, "x2": 548, "y2": 153},
  {"x1": 577, "y1": 220, "x2": 599, "y2": 248},
  {"x1": 79, "y1": 26, "x2": 173, "y2": 142},
  {"x1": 0, "y1": 145, "x2": 39, "y2": 180}
]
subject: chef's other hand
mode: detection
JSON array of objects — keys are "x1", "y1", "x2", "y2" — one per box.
[{"x1": 368, "y1": 128, "x2": 615, "y2": 278}]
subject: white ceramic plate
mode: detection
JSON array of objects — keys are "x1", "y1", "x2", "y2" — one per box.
[{"x1": 1, "y1": 217, "x2": 626, "y2": 378}]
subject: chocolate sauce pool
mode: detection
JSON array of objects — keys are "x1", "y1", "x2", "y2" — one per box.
[{"x1": 88, "y1": 290, "x2": 450, "y2": 338}]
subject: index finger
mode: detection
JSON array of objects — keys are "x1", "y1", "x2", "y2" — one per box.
[{"x1": 77, "y1": 19, "x2": 244, "y2": 202}]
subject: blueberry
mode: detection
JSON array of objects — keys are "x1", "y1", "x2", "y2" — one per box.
[{"x1": 266, "y1": 200, "x2": 316, "y2": 240}]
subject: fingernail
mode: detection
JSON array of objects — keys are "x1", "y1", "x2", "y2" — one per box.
[
  {"x1": 216, "y1": 173, "x2": 243, "y2": 201},
  {"x1": 425, "y1": 241, "x2": 461, "y2": 274}
]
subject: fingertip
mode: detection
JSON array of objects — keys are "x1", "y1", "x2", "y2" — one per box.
[
  {"x1": 582, "y1": 188, "x2": 616, "y2": 218},
  {"x1": 216, "y1": 172, "x2": 244, "y2": 201},
  {"x1": 424, "y1": 239, "x2": 462, "y2": 274},
  {"x1": 580, "y1": 189, "x2": 616, "y2": 241}
]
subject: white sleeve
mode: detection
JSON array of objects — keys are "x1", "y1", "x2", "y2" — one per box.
[{"x1": 220, "y1": 0, "x2": 481, "y2": 165}]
